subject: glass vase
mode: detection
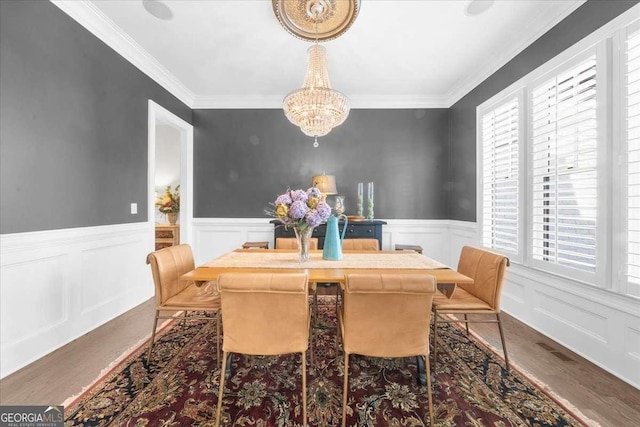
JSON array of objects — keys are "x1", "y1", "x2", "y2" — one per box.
[
  {"x1": 294, "y1": 226, "x2": 313, "y2": 262},
  {"x1": 357, "y1": 183, "x2": 364, "y2": 216},
  {"x1": 367, "y1": 182, "x2": 374, "y2": 220}
]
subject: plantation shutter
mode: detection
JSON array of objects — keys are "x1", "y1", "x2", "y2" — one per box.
[
  {"x1": 530, "y1": 55, "x2": 598, "y2": 272},
  {"x1": 481, "y1": 98, "x2": 519, "y2": 254},
  {"x1": 625, "y1": 25, "x2": 640, "y2": 293}
]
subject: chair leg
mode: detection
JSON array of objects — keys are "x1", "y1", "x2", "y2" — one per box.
[
  {"x1": 424, "y1": 354, "x2": 435, "y2": 426},
  {"x1": 181, "y1": 311, "x2": 188, "y2": 326},
  {"x1": 146, "y1": 310, "x2": 160, "y2": 364},
  {"x1": 432, "y1": 310, "x2": 439, "y2": 368},
  {"x1": 342, "y1": 352, "x2": 350, "y2": 427},
  {"x1": 309, "y1": 312, "x2": 315, "y2": 367},
  {"x1": 313, "y1": 287, "x2": 319, "y2": 326},
  {"x1": 496, "y1": 312, "x2": 509, "y2": 372},
  {"x1": 216, "y1": 351, "x2": 229, "y2": 427},
  {"x1": 464, "y1": 314, "x2": 469, "y2": 335},
  {"x1": 302, "y1": 351, "x2": 307, "y2": 427},
  {"x1": 216, "y1": 312, "x2": 221, "y2": 369}
]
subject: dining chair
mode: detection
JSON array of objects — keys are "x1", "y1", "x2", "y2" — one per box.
[
  {"x1": 341, "y1": 238, "x2": 380, "y2": 251},
  {"x1": 215, "y1": 272, "x2": 311, "y2": 427},
  {"x1": 338, "y1": 272, "x2": 437, "y2": 427},
  {"x1": 275, "y1": 237, "x2": 319, "y2": 250},
  {"x1": 146, "y1": 244, "x2": 221, "y2": 367},
  {"x1": 326, "y1": 238, "x2": 381, "y2": 316},
  {"x1": 432, "y1": 245, "x2": 510, "y2": 370}
]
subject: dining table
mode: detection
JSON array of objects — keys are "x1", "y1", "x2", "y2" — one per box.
[
  {"x1": 180, "y1": 248, "x2": 473, "y2": 385},
  {"x1": 182, "y1": 248, "x2": 473, "y2": 287}
]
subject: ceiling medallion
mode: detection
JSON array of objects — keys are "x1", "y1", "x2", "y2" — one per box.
[{"x1": 272, "y1": 0, "x2": 360, "y2": 42}]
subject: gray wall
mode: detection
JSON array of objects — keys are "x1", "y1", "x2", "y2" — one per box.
[
  {"x1": 0, "y1": 0, "x2": 191, "y2": 234},
  {"x1": 193, "y1": 109, "x2": 449, "y2": 219},
  {"x1": 448, "y1": 0, "x2": 639, "y2": 222},
  {"x1": 2, "y1": 0, "x2": 636, "y2": 232}
]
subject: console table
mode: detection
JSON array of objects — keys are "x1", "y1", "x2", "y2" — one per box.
[{"x1": 270, "y1": 219, "x2": 386, "y2": 249}]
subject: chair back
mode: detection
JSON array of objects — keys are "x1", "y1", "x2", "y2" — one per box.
[
  {"x1": 217, "y1": 273, "x2": 309, "y2": 355},
  {"x1": 456, "y1": 246, "x2": 509, "y2": 310},
  {"x1": 342, "y1": 273, "x2": 436, "y2": 358},
  {"x1": 147, "y1": 244, "x2": 195, "y2": 306},
  {"x1": 275, "y1": 237, "x2": 319, "y2": 250},
  {"x1": 342, "y1": 238, "x2": 379, "y2": 251}
]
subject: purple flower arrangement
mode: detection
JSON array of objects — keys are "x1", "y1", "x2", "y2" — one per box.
[{"x1": 272, "y1": 187, "x2": 331, "y2": 232}]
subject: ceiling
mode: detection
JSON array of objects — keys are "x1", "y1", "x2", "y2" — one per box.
[{"x1": 53, "y1": 0, "x2": 586, "y2": 108}]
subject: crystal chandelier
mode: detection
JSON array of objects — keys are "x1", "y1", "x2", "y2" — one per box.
[
  {"x1": 283, "y1": 45, "x2": 349, "y2": 147},
  {"x1": 274, "y1": 0, "x2": 359, "y2": 147}
]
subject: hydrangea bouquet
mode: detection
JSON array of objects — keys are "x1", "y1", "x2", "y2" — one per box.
[
  {"x1": 271, "y1": 187, "x2": 331, "y2": 261},
  {"x1": 273, "y1": 187, "x2": 331, "y2": 232}
]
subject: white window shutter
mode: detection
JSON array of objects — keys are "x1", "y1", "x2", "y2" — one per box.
[
  {"x1": 530, "y1": 56, "x2": 598, "y2": 273},
  {"x1": 625, "y1": 25, "x2": 640, "y2": 295},
  {"x1": 481, "y1": 98, "x2": 519, "y2": 255}
]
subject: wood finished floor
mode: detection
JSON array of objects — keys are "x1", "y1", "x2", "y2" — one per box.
[{"x1": 1, "y1": 297, "x2": 638, "y2": 427}]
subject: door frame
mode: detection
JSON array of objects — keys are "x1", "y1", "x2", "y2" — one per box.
[{"x1": 147, "y1": 100, "x2": 194, "y2": 246}]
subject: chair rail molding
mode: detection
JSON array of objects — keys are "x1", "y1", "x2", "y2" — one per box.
[{"x1": 0, "y1": 222, "x2": 155, "y2": 378}]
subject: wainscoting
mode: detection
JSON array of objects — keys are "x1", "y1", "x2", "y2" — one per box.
[
  {"x1": 0, "y1": 222, "x2": 154, "y2": 378},
  {"x1": 2, "y1": 218, "x2": 638, "y2": 390}
]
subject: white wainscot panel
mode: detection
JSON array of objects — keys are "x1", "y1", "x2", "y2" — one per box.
[
  {"x1": 382, "y1": 220, "x2": 450, "y2": 263},
  {"x1": 625, "y1": 324, "x2": 640, "y2": 359},
  {"x1": 80, "y1": 239, "x2": 149, "y2": 315},
  {"x1": 0, "y1": 223, "x2": 153, "y2": 379},
  {"x1": 1, "y1": 255, "x2": 67, "y2": 347},
  {"x1": 501, "y1": 267, "x2": 536, "y2": 312},
  {"x1": 192, "y1": 219, "x2": 273, "y2": 265},
  {"x1": 533, "y1": 290, "x2": 608, "y2": 344}
]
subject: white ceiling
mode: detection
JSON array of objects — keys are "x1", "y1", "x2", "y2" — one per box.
[{"x1": 53, "y1": 0, "x2": 586, "y2": 108}]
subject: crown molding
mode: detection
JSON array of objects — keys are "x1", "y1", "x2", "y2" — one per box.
[
  {"x1": 444, "y1": 0, "x2": 587, "y2": 107},
  {"x1": 191, "y1": 94, "x2": 449, "y2": 109},
  {"x1": 50, "y1": 0, "x2": 195, "y2": 107}
]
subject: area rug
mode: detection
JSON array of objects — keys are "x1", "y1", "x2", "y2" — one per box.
[{"x1": 64, "y1": 297, "x2": 592, "y2": 426}]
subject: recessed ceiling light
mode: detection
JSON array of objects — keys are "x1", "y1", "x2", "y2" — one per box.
[
  {"x1": 465, "y1": 0, "x2": 494, "y2": 16},
  {"x1": 142, "y1": 0, "x2": 174, "y2": 21}
]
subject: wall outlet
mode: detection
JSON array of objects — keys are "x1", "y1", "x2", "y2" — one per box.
[{"x1": 130, "y1": 203, "x2": 138, "y2": 214}]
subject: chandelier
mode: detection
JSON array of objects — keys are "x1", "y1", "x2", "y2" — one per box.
[{"x1": 273, "y1": 0, "x2": 360, "y2": 147}]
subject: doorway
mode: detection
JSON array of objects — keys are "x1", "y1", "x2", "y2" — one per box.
[{"x1": 148, "y1": 100, "x2": 194, "y2": 247}]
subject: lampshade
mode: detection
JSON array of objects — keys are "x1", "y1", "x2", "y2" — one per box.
[{"x1": 312, "y1": 174, "x2": 337, "y2": 195}]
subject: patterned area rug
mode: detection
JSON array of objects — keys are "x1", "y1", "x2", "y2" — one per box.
[{"x1": 65, "y1": 297, "x2": 590, "y2": 426}]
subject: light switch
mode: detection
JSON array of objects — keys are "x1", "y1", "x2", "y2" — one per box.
[{"x1": 130, "y1": 203, "x2": 138, "y2": 214}]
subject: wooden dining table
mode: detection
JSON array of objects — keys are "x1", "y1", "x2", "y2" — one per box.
[
  {"x1": 180, "y1": 248, "x2": 473, "y2": 385},
  {"x1": 181, "y1": 248, "x2": 473, "y2": 287}
]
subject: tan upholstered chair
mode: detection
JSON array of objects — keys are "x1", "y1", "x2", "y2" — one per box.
[
  {"x1": 432, "y1": 246, "x2": 510, "y2": 370},
  {"x1": 275, "y1": 237, "x2": 319, "y2": 250},
  {"x1": 338, "y1": 272, "x2": 437, "y2": 427},
  {"x1": 146, "y1": 244, "x2": 221, "y2": 366},
  {"x1": 215, "y1": 273, "x2": 311, "y2": 427},
  {"x1": 326, "y1": 238, "x2": 381, "y2": 314},
  {"x1": 342, "y1": 238, "x2": 380, "y2": 251}
]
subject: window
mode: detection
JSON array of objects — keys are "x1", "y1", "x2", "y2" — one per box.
[
  {"x1": 530, "y1": 55, "x2": 598, "y2": 274},
  {"x1": 625, "y1": 23, "x2": 640, "y2": 297},
  {"x1": 478, "y1": 11, "x2": 640, "y2": 293},
  {"x1": 481, "y1": 97, "x2": 520, "y2": 256}
]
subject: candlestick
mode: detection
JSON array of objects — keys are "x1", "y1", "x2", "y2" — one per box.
[{"x1": 367, "y1": 182, "x2": 374, "y2": 220}]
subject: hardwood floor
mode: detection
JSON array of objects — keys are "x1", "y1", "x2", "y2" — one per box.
[{"x1": 1, "y1": 298, "x2": 638, "y2": 426}]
